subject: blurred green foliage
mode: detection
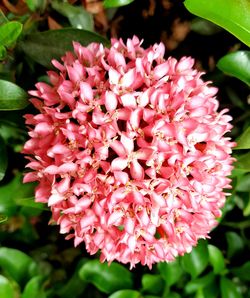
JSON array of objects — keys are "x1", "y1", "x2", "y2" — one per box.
[{"x1": 0, "y1": 0, "x2": 250, "y2": 297}]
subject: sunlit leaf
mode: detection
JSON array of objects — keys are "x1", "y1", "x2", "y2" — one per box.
[
  {"x1": 0, "y1": 80, "x2": 28, "y2": 110},
  {"x1": 220, "y1": 277, "x2": 242, "y2": 298},
  {"x1": 51, "y1": 1, "x2": 94, "y2": 31},
  {"x1": 104, "y1": 0, "x2": 134, "y2": 8},
  {"x1": 21, "y1": 275, "x2": 46, "y2": 298},
  {"x1": 184, "y1": 0, "x2": 250, "y2": 46},
  {"x1": 20, "y1": 29, "x2": 110, "y2": 68},
  {"x1": 108, "y1": 290, "x2": 141, "y2": 298},
  {"x1": 0, "y1": 21, "x2": 23, "y2": 47},
  {"x1": 79, "y1": 260, "x2": 133, "y2": 294},
  {"x1": 208, "y1": 245, "x2": 225, "y2": 274},
  {"x1": 0, "y1": 247, "x2": 38, "y2": 285},
  {"x1": 235, "y1": 127, "x2": 250, "y2": 150},
  {"x1": 182, "y1": 240, "x2": 209, "y2": 278},
  {"x1": 0, "y1": 275, "x2": 15, "y2": 298},
  {"x1": 217, "y1": 51, "x2": 250, "y2": 85}
]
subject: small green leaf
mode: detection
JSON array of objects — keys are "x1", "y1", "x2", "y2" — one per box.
[
  {"x1": 0, "y1": 135, "x2": 7, "y2": 181},
  {"x1": 51, "y1": 2, "x2": 94, "y2": 31},
  {"x1": 185, "y1": 272, "x2": 215, "y2": 294},
  {"x1": 21, "y1": 276, "x2": 46, "y2": 298},
  {"x1": 141, "y1": 274, "x2": 164, "y2": 295},
  {"x1": 225, "y1": 232, "x2": 244, "y2": 258},
  {"x1": 0, "y1": 275, "x2": 15, "y2": 298},
  {"x1": 79, "y1": 260, "x2": 133, "y2": 294},
  {"x1": 0, "y1": 215, "x2": 8, "y2": 223},
  {"x1": 157, "y1": 259, "x2": 183, "y2": 286},
  {"x1": 20, "y1": 29, "x2": 110, "y2": 68},
  {"x1": 235, "y1": 127, "x2": 250, "y2": 150},
  {"x1": 0, "y1": 247, "x2": 38, "y2": 285},
  {"x1": 231, "y1": 261, "x2": 250, "y2": 281},
  {"x1": 108, "y1": 290, "x2": 140, "y2": 298},
  {"x1": 236, "y1": 174, "x2": 250, "y2": 192},
  {"x1": 0, "y1": 80, "x2": 28, "y2": 110},
  {"x1": 0, "y1": 21, "x2": 23, "y2": 47},
  {"x1": 233, "y1": 152, "x2": 250, "y2": 175},
  {"x1": 191, "y1": 18, "x2": 222, "y2": 35},
  {"x1": 0, "y1": 46, "x2": 7, "y2": 60},
  {"x1": 217, "y1": 51, "x2": 250, "y2": 85},
  {"x1": 184, "y1": 0, "x2": 250, "y2": 46},
  {"x1": 182, "y1": 240, "x2": 209, "y2": 279},
  {"x1": 220, "y1": 277, "x2": 242, "y2": 298},
  {"x1": 104, "y1": 0, "x2": 134, "y2": 8},
  {"x1": 15, "y1": 197, "x2": 48, "y2": 211},
  {"x1": 208, "y1": 245, "x2": 225, "y2": 274}
]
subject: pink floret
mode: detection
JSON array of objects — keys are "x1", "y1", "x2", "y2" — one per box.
[{"x1": 23, "y1": 36, "x2": 235, "y2": 268}]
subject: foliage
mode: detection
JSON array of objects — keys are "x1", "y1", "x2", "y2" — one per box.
[{"x1": 0, "y1": 0, "x2": 249, "y2": 297}]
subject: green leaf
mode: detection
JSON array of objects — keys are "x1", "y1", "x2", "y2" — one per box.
[
  {"x1": 191, "y1": 18, "x2": 222, "y2": 35},
  {"x1": 0, "y1": 46, "x2": 7, "y2": 60},
  {"x1": 0, "y1": 21, "x2": 23, "y2": 47},
  {"x1": 182, "y1": 240, "x2": 209, "y2": 279},
  {"x1": 21, "y1": 276, "x2": 46, "y2": 298},
  {"x1": 0, "y1": 275, "x2": 15, "y2": 298},
  {"x1": 0, "y1": 80, "x2": 28, "y2": 110},
  {"x1": 225, "y1": 232, "x2": 244, "y2": 258},
  {"x1": 184, "y1": 0, "x2": 250, "y2": 46},
  {"x1": 157, "y1": 259, "x2": 183, "y2": 286},
  {"x1": 231, "y1": 261, "x2": 250, "y2": 281},
  {"x1": 233, "y1": 152, "x2": 250, "y2": 175},
  {"x1": 20, "y1": 29, "x2": 110, "y2": 68},
  {"x1": 0, "y1": 173, "x2": 35, "y2": 216},
  {"x1": 51, "y1": 1, "x2": 94, "y2": 31},
  {"x1": 79, "y1": 260, "x2": 133, "y2": 294},
  {"x1": 236, "y1": 174, "x2": 250, "y2": 192},
  {"x1": 15, "y1": 197, "x2": 48, "y2": 211},
  {"x1": 208, "y1": 245, "x2": 225, "y2": 274},
  {"x1": 141, "y1": 274, "x2": 164, "y2": 295},
  {"x1": 108, "y1": 290, "x2": 140, "y2": 298},
  {"x1": 220, "y1": 277, "x2": 242, "y2": 298},
  {"x1": 0, "y1": 215, "x2": 8, "y2": 223},
  {"x1": 0, "y1": 135, "x2": 7, "y2": 181},
  {"x1": 0, "y1": 247, "x2": 38, "y2": 285},
  {"x1": 185, "y1": 272, "x2": 215, "y2": 294},
  {"x1": 104, "y1": 0, "x2": 134, "y2": 8},
  {"x1": 235, "y1": 127, "x2": 250, "y2": 150},
  {"x1": 217, "y1": 51, "x2": 250, "y2": 85}
]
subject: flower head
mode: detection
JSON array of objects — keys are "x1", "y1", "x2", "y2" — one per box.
[{"x1": 23, "y1": 36, "x2": 235, "y2": 268}]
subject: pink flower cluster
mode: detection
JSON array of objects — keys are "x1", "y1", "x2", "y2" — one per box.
[{"x1": 23, "y1": 36, "x2": 235, "y2": 268}]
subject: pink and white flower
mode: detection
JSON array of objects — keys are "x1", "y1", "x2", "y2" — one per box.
[{"x1": 23, "y1": 36, "x2": 235, "y2": 268}]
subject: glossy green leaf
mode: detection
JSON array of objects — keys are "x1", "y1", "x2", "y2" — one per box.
[
  {"x1": 182, "y1": 240, "x2": 209, "y2": 278},
  {"x1": 20, "y1": 29, "x2": 110, "y2": 68},
  {"x1": 236, "y1": 174, "x2": 250, "y2": 192},
  {"x1": 231, "y1": 261, "x2": 250, "y2": 281},
  {"x1": 184, "y1": 0, "x2": 250, "y2": 46},
  {"x1": 226, "y1": 232, "x2": 244, "y2": 258},
  {"x1": 167, "y1": 293, "x2": 181, "y2": 298},
  {"x1": 108, "y1": 290, "x2": 140, "y2": 298},
  {"x1": 141, "y1": 274, "x2": 164, "y2": 295},
  {"x1": 0, "y1": 247, "x2": 38, "y2": 285},
  {"x1": 51, "y1": 1, "x2": 93, "y2": 31},
  {"x1": 243, "y1": 193, "x2": 250, "y2": 216},
  {"x1": 235, "y1": 127, "x2": 250, "y2": 150},
  {"x1": 233, "y1": 152, "x2": 250, "y2": 175},
  {"x1": 0, "y1": 135, "x2": 7, "y2": 181},
  {"x1": 104, "y1": 0, "x2": 134, "y2": 8},
  {"x1": 208, "y1": 245, "x2": 225, "y2": 274},
  {"x1": 21, "y1": 276, "x2": 46, "y2": 298},
  {"x1": 157, "y1": 259, "x2": 183, "y2": 286},
  {"x1": 185, "y1": 272, "x2": 215, "y2": 294},
  {"x1": 15, "y1": 197, "x2": 48, "y2": 210},
  {"x1": 0, "y1": 21, "x2": 23, "y2": 47},
  {"x1": 0, "y1": 46, "x2": 7, "y2": 60},
  {"x1": 217, "y1": 51, "x2": 250, "y2": 85},
  {"x1": 220, "y1": 277, "x2": 242, "y2": 298},
  {"x1": 79, "y1": 260, "x2": 133, "y2": 294},
  {"x1": 0, "y1": 173, "x2": 35, "y2": 216},
  {"x1": 0, "y1": 80, "x2": 28, "y2": 110},
  {"x1": 0, "y1": 275, "x2": 15, "y2": 298},
  {"x1": 25, "y1": 0, "x2": 46, "y2": 12}
]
